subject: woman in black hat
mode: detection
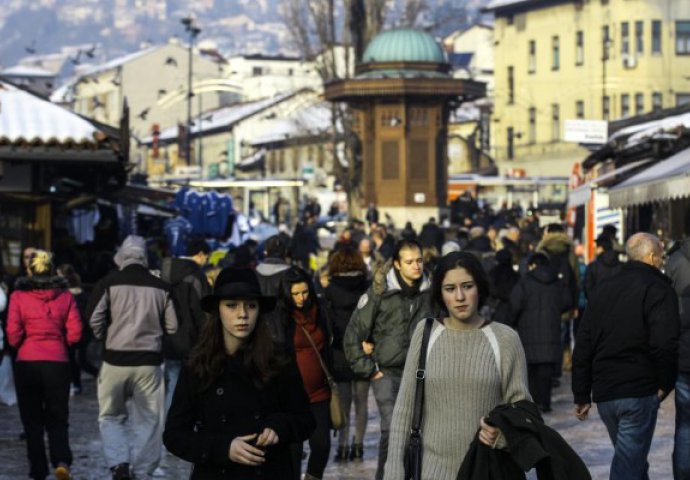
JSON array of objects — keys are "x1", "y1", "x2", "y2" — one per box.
[{"x1": 163, "y1": 267, "x2": 316, "y2": 480}]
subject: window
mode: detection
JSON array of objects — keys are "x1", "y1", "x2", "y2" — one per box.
[
  {"x1": 652, "y1": 92, "x2": 663, "y2": 112},
  {"x1": 528, "y1": 40, "x2": 536, "y2": 73},
  {"x1": 576, "y1": 31, "x2": 584, "y2": 66},
  {"x1": 576, "y1": 100, "x2": 584, "y2": 119},
  {"x1": 603, "y1": 96, "x2": 610, "y2": 120},
  {"x1": 677, "y1": 94, "x2": 690, "y2": 106},
  {"x1": 621, "y1": 94, "x2": 630, "y2": 118},
  {"x1": 552, "y1": 104, "x2": 560, "y2": 141},
  {"x1": 552, "y1": 36, "x2": 560, "y2": 70},
  {"x1": 652, "y1": 20, "x2": 662, "y2": 54},
  {"x1": 676, "y1": 21, "x2": 690, "y2": 55},
  {"x1": 252, "y1": 66, "x2": 263, "y2": 76},
  {"x1": 507, "y1": 127, "x2": 515, "y2": 160},
  {"x1": 635, "y1": 21, "x2": 644, "y2": 54},
  {"x1": 508, "y1": 66, "x2": 514, "y2": 104},
  {"x1": 635, "y1": 93, "x2": 644, "y2": 115},
  {"x1": 410, "y1": 141, "x2": 429, "y2": 180},
  {"x1": 529, "y1": 107, "x2": 536, "y2": 144},
  {"x1": 602, "y1": 26, "x2": 611, "y2": 60},
  {"x1": 621, "y1": 22, "x2": 630, "y2": 55}
]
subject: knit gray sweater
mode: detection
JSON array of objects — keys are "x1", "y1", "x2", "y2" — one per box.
[{"x1": 383, "y1": 319, "x2": 531, "y2": 480}]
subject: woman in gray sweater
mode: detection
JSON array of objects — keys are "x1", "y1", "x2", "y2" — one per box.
[{"x1": 383, "y1": 252, "x2": 531, "y2": 480}]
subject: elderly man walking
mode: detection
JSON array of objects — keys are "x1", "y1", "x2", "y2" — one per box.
[
  {"x1": 572, "y1": 232, "x2": 680, "y2": 480},
  {"x1": 89, "y1": 235, "x2": 178, "y2": 480}
]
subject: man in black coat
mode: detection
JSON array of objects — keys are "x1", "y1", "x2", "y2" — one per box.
[
  {"x1": 572, "y1": 232, "x2": 680, "y2": 480},
  {"x1": 510, "y1": 252, "x2": 572, "y2": 412},
  {"x1": 418, "y1": 217, "x2": 445, "y2": 252},
  {"x1": 160, "y1": 238, "x2": 211, "y2": 412},
  {"x1": 583, "y1": 235, "x2": 622, "y2": 300},
  {"x1": 665, "y1": 238, "x2": 690, "y2": 480}
]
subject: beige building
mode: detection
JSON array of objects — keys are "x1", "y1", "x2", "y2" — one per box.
[
  {"x1": 484, "y1": 0, "x2": 690, "y2": 177},
  {"x1": 444, "y1": 23, "x2": 495, "y2": 96},
  {"x1": 51, "y1": 41, "x2": 227, "y2": 144}
]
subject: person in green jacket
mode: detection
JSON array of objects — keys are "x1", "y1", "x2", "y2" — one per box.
[{"x1": 344, "y1": 238, "x2": 434, "y2": 480}]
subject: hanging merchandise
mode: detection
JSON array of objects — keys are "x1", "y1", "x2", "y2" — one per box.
[
  {"x1": 69, "y1": 205, "x2": 101, "y2": 244},
  {"x1": 164, "y1": 215, "x2": 193, "y2": 257}
]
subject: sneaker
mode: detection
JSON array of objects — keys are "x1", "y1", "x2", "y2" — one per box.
[
  {"x1": 111, "y1": 463, "x2": 132, "y2": 480},
  {"x1": 55, "y1": 464, "x2": 71, "y2": 480}
]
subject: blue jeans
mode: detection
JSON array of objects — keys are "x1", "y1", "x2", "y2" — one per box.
[
  {"x1": 164, "y1": 359, "x2": 182, "y2": 415},
  {"x1": 372, "y1": 374, "x2": 401, "y2": 480},
  {"x1": 675, "y1": 374, "x2": 690, "y2": 480},
  {"x1": 597, "y1": 395, "x2": 660, "y2": 480}
]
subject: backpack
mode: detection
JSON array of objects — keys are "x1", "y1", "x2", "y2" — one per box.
[{"x1": 160, "y1": 258, "x2": 206, "y2": 359}]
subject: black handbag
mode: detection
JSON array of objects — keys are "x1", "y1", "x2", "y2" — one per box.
[{"x1": 403, "y1": 318, "x2": 435, "y2": 480}]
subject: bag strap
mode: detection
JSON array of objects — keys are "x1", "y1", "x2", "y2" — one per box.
[
  {"x1": 411, "y1": 318, "x2": 435, "y2": 437},
  {"x1": 298, "y1": 323, "x2": 336, "y2": 389}
]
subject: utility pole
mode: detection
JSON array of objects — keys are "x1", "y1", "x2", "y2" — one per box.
[{"x1": 181, "y1": 16, "x2": 201, "y2": 168}]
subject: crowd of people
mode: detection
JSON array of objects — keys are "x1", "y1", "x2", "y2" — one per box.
[{"x1": 0, "y1": 201, "x2": 688, "y2": 480}]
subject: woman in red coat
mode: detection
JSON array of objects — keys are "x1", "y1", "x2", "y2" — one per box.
[{"x1": 7, "y1": 250, "x2": 82, "y2": 480}]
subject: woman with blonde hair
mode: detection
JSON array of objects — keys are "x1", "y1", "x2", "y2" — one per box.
[{"x1": 7, "y1": 250, "x2": 82, "y2": 480}]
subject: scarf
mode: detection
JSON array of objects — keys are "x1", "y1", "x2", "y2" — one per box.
[{"x1": 394, "y1": 267, "x2": 422, "y2": 298}]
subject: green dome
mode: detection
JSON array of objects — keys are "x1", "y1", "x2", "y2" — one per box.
[{"x1": 362, "y1": 28, "x2": 446, "y2": 64}]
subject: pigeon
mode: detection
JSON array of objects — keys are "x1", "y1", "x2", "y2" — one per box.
[
  {"x1": 165, "y1": 57, "x2": 178, "y2": 67},
  {"x1": 137, "y1": 108, "x2": 150, "y2": 120},
  {"x1": 25, "y1": 40, "x2": 36, "y2": 54},
  {"x1": 85, "y1": 45, "x2": 97, "y2": 58}
]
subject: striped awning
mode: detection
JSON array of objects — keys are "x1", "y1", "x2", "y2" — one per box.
[
  {"x1": 609, "y1": 147, "x2": 690, "y2": 208},
  {"x1": 566, "y1": 159, "x2": 653, "y2": 208}
]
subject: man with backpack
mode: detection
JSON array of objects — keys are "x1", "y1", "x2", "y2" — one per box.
[{"x1": 160, "y1": 238, "x2": 211, "y2": 412}]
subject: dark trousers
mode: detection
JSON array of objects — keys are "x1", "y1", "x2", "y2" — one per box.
[
  {"x1": 14, "y1": 361, "x2": 72, "y2": 480},
  {"x1": 67, "y1": 342, "x2": 98, "y2": 389},
  {"x1": 527, "y1": 363, "x2": 555, "y2": 410},
  {"x1": 291, "y1": 399, "x2": 331, "y2": 479},
  {"x1": 674, "y1": 373, "x2": 690, "y2": 480}
]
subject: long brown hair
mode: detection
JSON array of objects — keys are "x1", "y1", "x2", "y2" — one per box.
[{"x1": 187, "y1": 305, "x2": 284, "y2": 391}]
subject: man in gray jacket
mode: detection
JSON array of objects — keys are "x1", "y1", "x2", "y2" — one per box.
[
  {"x1": 89, "y1": 235, "x2": 177, "y2": 480},
  {"x1": 344, "y1": 239, "x2": 433, "y2": 480}
]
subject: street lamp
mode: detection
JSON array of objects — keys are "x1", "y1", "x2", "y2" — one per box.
[{"x1": 181, "y1": 16, "x2": 201, "y2": 167}]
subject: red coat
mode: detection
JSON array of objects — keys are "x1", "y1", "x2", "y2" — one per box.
[{"x1": 7, "y1": 277, "x2": 82, "y2": 362}]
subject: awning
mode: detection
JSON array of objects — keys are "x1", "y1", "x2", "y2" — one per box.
[
  {"x1": 609, "y1": 147, "x2": 690, "y2": 208},
  {"x1": 567, "y1": 159, "x2": 653, "y2": 208}
]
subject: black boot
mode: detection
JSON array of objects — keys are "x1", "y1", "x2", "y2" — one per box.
[
  {"x1": 334, "y1": 445, "x2": 348, "y2": 461},
  {"x1": 111, "y1": 463, "x2": 132, "y2": 480},
  {"x1": 349, "y1": 443, "x2": 364, "y2": 460}
]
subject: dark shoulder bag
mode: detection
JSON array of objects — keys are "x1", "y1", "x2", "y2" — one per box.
[{"x1": 404, "y1": 317, "x2": 435, "y2": 480}]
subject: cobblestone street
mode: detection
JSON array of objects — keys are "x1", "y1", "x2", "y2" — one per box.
[{"x1": 0, "y1": 373, "x2": 676, "y2": 479}]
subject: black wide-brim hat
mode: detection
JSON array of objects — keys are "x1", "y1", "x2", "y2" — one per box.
[{"x1": 200, "y1": 267, "x2": 276, "y2": 313}]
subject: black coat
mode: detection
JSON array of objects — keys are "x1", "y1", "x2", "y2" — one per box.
[
  {"x1": 583, "y1": 250, "x2": 622, "y2": 300},
  {"x1": 161, "y1": 257, "x2": 211, "y2": 360},
  {"x1": 419, "y1": 222, "x2": 444, "y2": 251},
  {"x1": 458, "y1": 401, "x2": 591, "y2": 480},
  {"x1": 488, "y1": 263, "x2": 520, "y2": 326},
  {"x1": 163, "y1": 356, "x2": 316, "y2": 480},
  {"x1": 667, "y1": 240, "x2": 690, "y2": 374},
  {"x1": 510, "y1": 266, "x2": 572, "y2": 364},
  {"x1": 324, "y1": 273, "x2": 370, "y2": 382},
  {"x1": 572, "y1": 261, "x2": 680, "y2": 404}
]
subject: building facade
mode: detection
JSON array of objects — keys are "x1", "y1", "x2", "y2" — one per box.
[{"x1": 485, "y1": 0, "x2": 690, "y2": 176}]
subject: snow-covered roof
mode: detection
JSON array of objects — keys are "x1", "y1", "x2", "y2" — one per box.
[
  {"x1": 144, "y1": 91, "x2": 298, "y2": 144},
  {"x1": 250, "y1": 103, "x2": 334, "y2": 146},
  {"x1": 612, "y1": 111, "x2": 690, "y2": 149},
  {"x1": 0, "y1": 82, "x2": 100, "y2": 145},
  {"x1": 483, "y1": 0, "x2": 537, "y2": 12},
  {"x1": 0, "y1": 65, "x2": 54, "y2": 77}
]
